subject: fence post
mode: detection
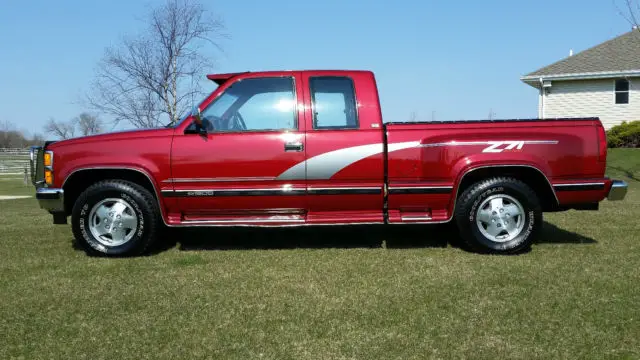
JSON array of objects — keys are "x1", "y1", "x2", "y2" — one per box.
[{"x1": 24, "y1": 167, "x2": 29, "y2": 185}]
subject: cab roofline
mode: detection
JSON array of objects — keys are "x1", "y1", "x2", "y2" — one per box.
[{"x1": 206, "y1": 70, "x2": 374, "y2": 84}]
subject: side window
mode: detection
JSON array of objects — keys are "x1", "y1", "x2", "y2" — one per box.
[
  {"x1": 200, "y1": 77, "x2": 297, "y2": 132},
  {"x1": 615, "y1": 79, "x2": 630, "y2": 104},
  {"x1": 310, "y1": 77, "x2": 358, "y2": 129}
]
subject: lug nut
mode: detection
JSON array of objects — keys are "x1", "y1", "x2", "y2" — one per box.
[
  {"x1": 497, "y1": 223, "x2": 502, "y2": 228},
  {"x1": 500, "y1": 209, "x2": 504, "y2": 213},
  {"x1": 492, "y1": 211, "x2": 497, "y2": 215}
]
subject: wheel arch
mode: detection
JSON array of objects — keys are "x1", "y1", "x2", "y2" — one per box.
[
  {"x1": 453, "y1": 165, "x2": 559, "y2": 212},
  {"x1": 62, "y1": 167, "x2": 165, "y2": 219}
]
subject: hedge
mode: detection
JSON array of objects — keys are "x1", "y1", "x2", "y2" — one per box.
[{"x1": 607, "y1": 121, "x2": 640, "y2": 148}]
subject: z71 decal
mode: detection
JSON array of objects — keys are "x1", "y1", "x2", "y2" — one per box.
[
  {"x1": 482, "y1": 141, "x2": 526, "y2": 153},
  {"x1": 481, "y1": 140, "x2": 559, "y2": 153}
]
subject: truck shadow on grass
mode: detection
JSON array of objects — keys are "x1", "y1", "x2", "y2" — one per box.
[{"x1": 149, "y1": 221, "x2": 596, "y2": 253}]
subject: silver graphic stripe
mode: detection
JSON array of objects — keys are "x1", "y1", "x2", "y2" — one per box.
[
  {"x1": 277, "y1": 141, "x2": 419, "y2": 180},
  {"x1": 420, "y1": 140, "x2": 558, "y2": 147}
]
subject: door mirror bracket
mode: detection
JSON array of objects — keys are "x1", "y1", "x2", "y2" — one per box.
[
  {"x1": 185, "y1": 106, "x2": 207, "y2": 135},
  {"x1": 192, "y1": 106, "x2": 203, "y2": 126}
]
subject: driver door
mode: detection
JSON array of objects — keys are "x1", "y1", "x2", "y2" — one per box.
[{"x1": 169, "y1": 73, "x2": 307, "y2": 224}]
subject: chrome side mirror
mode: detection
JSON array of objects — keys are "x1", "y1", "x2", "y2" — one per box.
[{"x1": 192, "y1": 105, "x2": 203, "y2": 126}]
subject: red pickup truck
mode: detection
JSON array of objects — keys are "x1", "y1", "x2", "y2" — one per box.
[{"x1": 30, "y1": 70, "x2": 627, "y2": 256}]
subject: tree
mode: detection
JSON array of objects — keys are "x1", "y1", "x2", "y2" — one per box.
[
  {"x1": 45, "y1": 118, "x2": 76, "y2": 140},
  {"x1": 615, "y1": 0, "x2": 640, "y2": 28},
  {"x1": 86, "y1": 0, "x2": 225, "y2": 128},
  {"x1": 76, "y1": 112, "x2": 103, "y2": 136},
  {"x1": 0, "y1": 121, "x2": 44, "y2": 147},
  {"x1": 44, "y1": 113, "x2": 103, "y2": 139}
]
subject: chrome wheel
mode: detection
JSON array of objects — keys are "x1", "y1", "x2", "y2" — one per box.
[
  {"x1": 88, "y1": 198, "x2": 139, "y2": 247},
  {"x1": 476, "y1": 194, "x2": 525, "y2": 243}
]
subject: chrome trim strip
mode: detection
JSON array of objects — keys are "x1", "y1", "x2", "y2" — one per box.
[
  {"x1": 181, "y1": 218, "x2": 305, "y2": 224},
  {"x1": 399, "y1": 216, "x2": 433, "y2": 221},
  {"x1": 388, "y1": 186, "x2": 453, "y2": 195},
  {"x1": 308, "y1": 186, "x2": 381, "y2": 195},
  {"x1": 553, "y1": 182, "x2": 606, "y2": 191},
  {"x1": 163, "y1": 186, "x2": 382, "y2": 197},
  {"x1": 308, "y1": 187, "x2": 380, "y2": 190},
  {"x1": 163, "y1": 187, "x2": 306, "y2": 197},
  {"x1": 553, "y1": 182, "x2": 606, "y2": 186},
  {"x1": 61, "y1": 167, "x2": 169, "y2": 226},
  {"x1": 168, "y1": 221, "x2": 384, "y2": 228},
  {"x1": 162, "y1": 177, "x2": 276, "y2": 183}
]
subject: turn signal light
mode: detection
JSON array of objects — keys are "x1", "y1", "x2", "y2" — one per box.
[
  {"x1": 43, "y1": 152, "x2": 53, "y2": 167},
  {"x1": 44, "y1": 170, "x2": 53, "y2": 185}
]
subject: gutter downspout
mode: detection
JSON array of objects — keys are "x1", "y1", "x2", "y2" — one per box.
[{"x1": 539, "y1": 77, "x2": 545, "y2": 119}]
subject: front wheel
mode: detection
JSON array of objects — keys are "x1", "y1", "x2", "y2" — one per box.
[
  {"x1": 455, "y1": 177, "x2": 542, "y2": 254},
  {"x1": 71, "y1": 180, "x2": 160, "y2": 256}
]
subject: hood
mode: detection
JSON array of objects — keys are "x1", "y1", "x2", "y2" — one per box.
[{"x1": 46, "y1": 127, "x2": 174, "y2": 149}]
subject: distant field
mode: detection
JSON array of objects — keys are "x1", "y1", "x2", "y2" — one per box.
[{"x1": 0, "y1": 149, "x2": 638, "y2": 359}]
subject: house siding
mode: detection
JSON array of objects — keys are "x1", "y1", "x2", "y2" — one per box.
[{"x1": 541, "y1": 78, "x2": 640, "y2": 129}]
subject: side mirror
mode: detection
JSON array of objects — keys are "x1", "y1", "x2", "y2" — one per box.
[{"x1": 192, "y1": 106, "x2": 203, "y2": 126}]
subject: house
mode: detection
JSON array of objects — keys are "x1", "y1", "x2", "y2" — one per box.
[{"x1": 521, "y1": 30, "x2": 640, "y2": 129}]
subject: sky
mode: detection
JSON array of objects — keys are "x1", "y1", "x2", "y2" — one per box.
[{"x1": 0, "y1": 0, "x2": 633, "y2": 137}]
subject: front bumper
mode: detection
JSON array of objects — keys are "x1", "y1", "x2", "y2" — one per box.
[
  {"x1": 36, "y1": 188, "x2": 64, "y2": 212},
  {"x1": 608, "y1": 180, "x2": 628, "y2": 201}
]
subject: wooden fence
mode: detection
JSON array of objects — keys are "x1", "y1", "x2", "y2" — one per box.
[{"x1": 0, "y1": 148, "x2": 31, "y2": 178}]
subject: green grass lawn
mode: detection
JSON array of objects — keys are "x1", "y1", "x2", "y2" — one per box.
[{"x1": 0, "y1": 150, "x2": 639, "y2": 359}]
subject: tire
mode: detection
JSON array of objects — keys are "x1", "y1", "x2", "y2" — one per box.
[
  {"x1": 455, "y1": 177, "x2": 542, "y2": 254},
  {"x1": 71, "y1": 180, "x2": 160, "y2": 257}
]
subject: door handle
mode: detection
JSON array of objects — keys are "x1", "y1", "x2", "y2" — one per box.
[{"x1": 284, "y1": 142, "x2": 304, "y2": 152}]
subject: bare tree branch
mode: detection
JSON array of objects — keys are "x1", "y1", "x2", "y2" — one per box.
[
  {"x1": 86, "y1": 0, "x2": 226, "y2": 128},
  {"x1": 614, "y1": 0, "x2": 640, "y2": 29},
  {"x1": 45, "y1": 118, "x2": 77, "y2": 139},
  {"x1": 76, "y1": 113, "x2": 103, "y2": 136}
]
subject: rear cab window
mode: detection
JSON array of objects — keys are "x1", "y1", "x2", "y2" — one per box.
[{"x1": 310, "y1": 77, "x2": 359, "y2": 130}]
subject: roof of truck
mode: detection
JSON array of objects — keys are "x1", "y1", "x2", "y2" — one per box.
[{"x1": 206, "y1": 70, "x2": 374, "y2": 84}]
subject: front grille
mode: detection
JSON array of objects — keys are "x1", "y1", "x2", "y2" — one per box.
[{"x1": 29, "y1": 146, "x2": 44, "y2": 186}]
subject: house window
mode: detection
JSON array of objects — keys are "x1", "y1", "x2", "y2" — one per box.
[{"x1": 615, "y1": 79, "x2": 630, "y2": 104}]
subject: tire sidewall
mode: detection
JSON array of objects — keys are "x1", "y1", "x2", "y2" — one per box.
[
  {"x1": 465, "y1": 182, "x2": 540, "y2": 252},
  {"x1": 73, "y1": 184, "x2": 150, "y2": 256}
]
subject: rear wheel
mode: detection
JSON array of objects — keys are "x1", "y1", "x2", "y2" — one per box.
[
  {"x1": 71, "y1": 180, "x2": 159, "y2": 256},
  {"x1": 455, "y1": 177, "x2": 542, "y2": 254}
]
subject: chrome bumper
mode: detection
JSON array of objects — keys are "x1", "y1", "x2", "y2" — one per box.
[
  {"x1": 36, "y1": 188, "x2": 64, "y2": 212},
  {"x1": 607, "y1": 180, "x2": 628, "y2": 201}
]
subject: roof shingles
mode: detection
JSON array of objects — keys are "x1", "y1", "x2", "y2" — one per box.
[{"x1": 526, "y1": 30, "x2": 640, "y2": 77}]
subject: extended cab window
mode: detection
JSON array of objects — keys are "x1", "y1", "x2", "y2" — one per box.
[
  {"x1": 310, "y1": 77, "x2": 358, "y2": 129},
  {"x1": 199, "y1": 77, "x2": 297, "y2": 132}
]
